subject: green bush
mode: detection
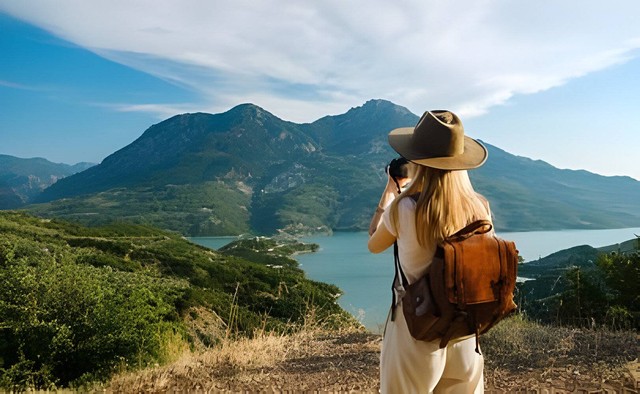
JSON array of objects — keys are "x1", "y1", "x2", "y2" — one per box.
[
  {"x1": 549, "y1": 250, "x2": 640, "y2": 329},
  {"x1": 594, "y1": 250, "x2": 639, "y2": 329},
  {"x1": 0, "y1": 235, "x2": 189, "y2": 388}
]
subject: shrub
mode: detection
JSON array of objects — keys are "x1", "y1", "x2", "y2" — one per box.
[
  {"x1": 0, "y1": 238, "x2": 189, "y2": 389},
  {"x1": 552, "y1": 251, "x2": 640, "y2": 329}
]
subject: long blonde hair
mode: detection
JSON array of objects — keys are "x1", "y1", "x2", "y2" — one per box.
[{"x1": 390, "y1": 165, "x2": 491, "y2": 246}]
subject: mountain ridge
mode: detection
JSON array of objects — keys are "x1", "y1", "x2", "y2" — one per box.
[
  {"x1": 0, "y1": 154, "x2": 94, "y2": 209},
  {"x1": 14, "y1": 99, "x2": 640, "y2": 235}
]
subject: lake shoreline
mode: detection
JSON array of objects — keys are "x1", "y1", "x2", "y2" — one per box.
[{"x1": 190, "y1": 226, "x2": 640, "y2": 330}]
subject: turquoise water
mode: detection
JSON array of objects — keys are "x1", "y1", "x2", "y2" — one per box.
[
  {"x1": 190, "y1": 227, "x2": 640, "y2": 331},
  {"x1": 298, "y1": 232, "x2": 394, "y2": 333},
  {"x1": 188, "y1": 236, "x2": 238, "y2": 250}
]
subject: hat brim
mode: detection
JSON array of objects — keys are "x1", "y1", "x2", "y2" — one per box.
[{"x1": 388, "y1": 126, "x2": 488, "y2": 170}]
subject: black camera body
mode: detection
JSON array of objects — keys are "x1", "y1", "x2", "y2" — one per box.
[{"x1": 386, "y1": 157, "x2": 409, "y2": 179}]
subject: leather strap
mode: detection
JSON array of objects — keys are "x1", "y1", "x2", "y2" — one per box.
[
  {"x1": 449, "y1": 220, "x2": 492, "y2": 240},
  {"x1": 390, "y1": 241, "x2": 408, "y2": 321}
]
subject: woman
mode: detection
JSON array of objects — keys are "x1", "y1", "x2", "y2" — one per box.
[{"x1": 368, "y1": 110, "x2": 491, "y2": 393}]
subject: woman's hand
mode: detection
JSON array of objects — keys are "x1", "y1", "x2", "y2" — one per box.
[
  {"x1": 385, "y1": 173, "x2": 399, "y2": 194},
  {"x1": 369, "y1": 174, "x2": 400, "y2": 236}
]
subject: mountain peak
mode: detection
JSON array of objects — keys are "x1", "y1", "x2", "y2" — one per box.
[
  {"x1": 349, "y1": 99, "x2": 413, "y2": 117},
  {"x1": 226, "y1": 103, "x2": 279, "y2": 121},
  {"x1": 363, "y1": 98, "x2": 393, "y2": 107}
]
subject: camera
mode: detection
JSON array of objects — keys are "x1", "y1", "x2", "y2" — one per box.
[{"x1": 386, "y1": 157, "x2": 409, "y2": 179}]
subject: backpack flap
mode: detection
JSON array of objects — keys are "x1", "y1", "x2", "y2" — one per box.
[{"x1": 443, "y1": 233, "x2": 504, "y2": 306}]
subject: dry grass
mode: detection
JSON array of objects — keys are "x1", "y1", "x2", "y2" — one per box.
[
  {"x1": 106, "y1": 304, "x2": 379, "y2": 392},
  {"x1": 106, "y1": 327, "x2": 380, "y2": 393},
  {"x1": 103, "y1": 314, "x2": 638, "y2": 393},
  {"x1": 482, "y1": 315, "x2": 639, "y2": 392}
]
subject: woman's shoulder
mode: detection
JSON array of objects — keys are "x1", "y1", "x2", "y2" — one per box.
[{"x1": 397, "y1": 194, "x2": 419, "y2": 210}]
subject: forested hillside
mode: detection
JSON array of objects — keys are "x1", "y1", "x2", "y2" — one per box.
[{"x1": 0, "y1": 211, "x2": 354, "y2": 387}]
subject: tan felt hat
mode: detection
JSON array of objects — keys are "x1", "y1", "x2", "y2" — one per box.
[{"x1": 388, "y1": 110, "x2": 487, "y2": 170}]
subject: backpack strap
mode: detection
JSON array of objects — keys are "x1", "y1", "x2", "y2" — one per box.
[
  {"x1": 449, "y1": 220, "x2": 492, "y2": 240},
  {"x1": 390, "y1": 241, "x2": 409, "y2": 321}
]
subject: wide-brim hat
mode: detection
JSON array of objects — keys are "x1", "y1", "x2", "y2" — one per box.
[{"x1": 388, "y1": 110, "x2": 487, "y2": 170}]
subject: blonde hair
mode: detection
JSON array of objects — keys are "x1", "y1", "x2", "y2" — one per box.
[{"x1": 390, "y1": 165, "x2": 491, "y2": 246}]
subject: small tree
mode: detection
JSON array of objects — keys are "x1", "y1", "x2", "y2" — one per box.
[
  {"x1": 555, "y1": 247, "x2": 639, "y2": 330},
  {"x1": 595, "y1": 250, "x2": 639, "y2": 329},
  {"x1": 556, "y1": 266, "x2": 608, "y2": 327}
]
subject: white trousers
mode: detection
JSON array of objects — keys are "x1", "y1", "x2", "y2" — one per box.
[{"x1": 380, "y1": 306, "x2": 484, "y2": 394}]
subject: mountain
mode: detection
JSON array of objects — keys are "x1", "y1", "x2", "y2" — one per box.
[
  {"x1": 0, "y1": 155, "x2": 94, "y2": 209},
  {"x1": 25, "y1": 100, "x2": 640, "y2": 235},
  {"x1": 471, "y1": 145, "x2": 640, "y2": 230},
  {"x1": 36, "y1": 104, "x2": 319, "y2": 198}
]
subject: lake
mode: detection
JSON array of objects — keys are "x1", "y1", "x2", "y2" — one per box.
[{"x1": 190, "y1": 227, "x2": 640, "y2": 332}]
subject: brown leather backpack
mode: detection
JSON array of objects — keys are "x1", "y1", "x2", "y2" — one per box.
[{"x1": 391, "y1": 220, "x2": 518, "y2": 354}]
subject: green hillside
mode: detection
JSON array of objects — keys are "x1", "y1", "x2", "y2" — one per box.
[
  {"x1": 517, "y1": 237, "x2": 639, "y2": 329},
  {"x1": 28, "y1": 182, "x2": 252, "y2": 236},
  {"x1": 472, "y1": 145, "x2": 640, "y2": 231},
  {"x1": 0, "y1": 211, "x2": 354, "y2": 387}
]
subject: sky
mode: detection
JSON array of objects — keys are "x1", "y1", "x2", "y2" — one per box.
[{"x1": 1, "y1": 1, "x2": 640, "y2": 180}]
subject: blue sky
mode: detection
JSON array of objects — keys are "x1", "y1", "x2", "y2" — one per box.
[{"x1": 1, "y1": 1, "x2": 640, "y2": 181}]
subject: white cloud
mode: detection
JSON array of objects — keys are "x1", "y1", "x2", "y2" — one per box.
[
  {"x1": 98, "y1": 102, "x2": 202, "y2": 119},
  {"x1": 0, "y1": 79, "x2": 39, "y2": 90},
  {"x1": 2, "y1": 0, "x2": 640, "y2": 122}
]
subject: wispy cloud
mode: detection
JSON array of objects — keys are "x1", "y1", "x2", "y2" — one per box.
[
  {"x1": 97, "y1": 102, "x2": 202, "y2": 119},
  {"x1": 0, "y1": 79, "x2": 39, "y2": 90},
  {"x1": 2, "y1": 0, "x2": 640, "y2": 122}
]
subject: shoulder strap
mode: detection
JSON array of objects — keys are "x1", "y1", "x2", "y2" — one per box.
[
  {"x1": 390, "y1": 241, "x2": 408, "y2": 321},
  {"x1": 394, "y1": 241, "x2": 409, "y2": 287}
]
